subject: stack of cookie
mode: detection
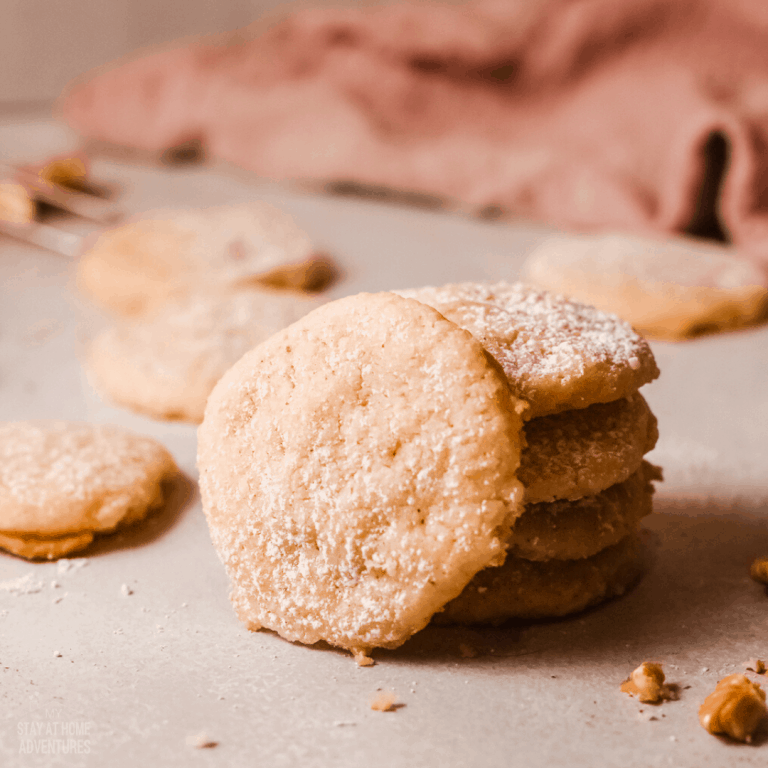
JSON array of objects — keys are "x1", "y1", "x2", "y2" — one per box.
[
  {"x1": 198, "y1": 284, "x2": 660, "y2": 659},
  {"x1": 398, "y1": 282, "x2": 661, "y2": 624}
]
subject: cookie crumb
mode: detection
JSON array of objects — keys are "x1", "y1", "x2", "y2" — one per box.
[
  {"x1": 621, "y1": 662, "x2": 675, "y2": 704},
  {"x1": 750, "y1": 558, "x2": 768, "y2": 585},
  {"x1": 370, "y1": 692, "x2": 398, "y2": 712},
  {"x1": 699, "y1": 674, "x2": 767, "y2": 743},
  {"x1": 53, "y1": 651, "x2": 62, "y2": 658},
  {"x1": 57, "y1": 558, "x2": 89, "y2": 576},
  {"x1": 353, "y1": 649, "x2": 374, "y2": 667},
  {"x1": 0, "y1": 573, "x2": 45, "y2": 595},
  {"x1": 120, "y1": 584, "x2": 133, "y2": 597},
  {"x1": 186, "y1": 732, "x2": 218, "y2": 749},
  {"x1": 745, "y1": 659, "x2": 767, "y2": 675}
]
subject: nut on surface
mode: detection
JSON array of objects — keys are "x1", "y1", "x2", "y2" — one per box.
[
  {"x1": 699, "y1": 673, "x2": 767, "y2": 743},
  {"x1": 621, "y1": 662, "x2": 672, "y2": 704}
]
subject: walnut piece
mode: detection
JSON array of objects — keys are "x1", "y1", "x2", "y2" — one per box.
[
  {"x1": 370, "y1": 692, "x2": 398, "y2": 712},
  {"x1": 621, "y1": 662, "x2": 673, "y2": 703},
  {"x1": 751, "y1": 557, "x2": 768, "y2": 586},
  {"x1": 744, "y1": 658, "x2": 767, "y2": 675},
  {"x1": 699, "y1": 674, "x2": 767, "y2": 743}
]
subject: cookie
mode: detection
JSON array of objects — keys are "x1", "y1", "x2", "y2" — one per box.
[
  {"x1": 198, "y1": 292, "x2": 527, "y2": 654},
  {"x1": 0, "y1": 530, "x2": 95, "y2": 561},
  {"x1": 397, "y1": 282, "x2": 659, "y2": 419},
  {"x1": 508, "y1": 462, "x2": 659, "y2": 562},
  {"x1": 519, "y1": 394, "x2": 658, "y2": 504},
  {"x1": 0, "y1": 421, "x2": 178, "y2": 559},
  {"x1": 522, "y1": 233, "x2": 768, "y2": 340},
  {"x1": 86, "y1": 289, "x2": 322, "y2": 423},
  {"x1": 77, "y1": 202, "x2": 331, "y2": 317},
  {"x1": 436, "y1": 533, "x2": 645, "y2": 625}
]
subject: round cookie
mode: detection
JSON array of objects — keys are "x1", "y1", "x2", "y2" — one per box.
[
  {"x1": 397, "y1": 282, "x2": 659, "y2": 419},
  {"x1": 519, "y1": 393, "x2": 658, "y2": 504},
  {"x1": 198, "y1": 292, "x2": 527, "y2": 654},
  {"x1": 78, "y1": 202, "x2": 331, "y2": 317},
  {"x1": 436, "y1": 533, "x2": 645, "y2": 625},
  {"x1": 508, "y1": 461, "x2": 659, "y2": 562},
  {"x1": 0, "y1": 530, "x2": 95, "y2": 561},
  {"x1": 0, "y1": 421, "x2": 178, "y2": 559},
  {"x1": 86, "y1": 289, "x2": 322, "y2": 423},
  {"x1": 522, "y1": 232, "x2": 768, "y2": 340}
]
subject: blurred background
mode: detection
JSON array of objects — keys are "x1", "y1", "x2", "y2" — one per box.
[{"x1": 1, "y1": 0, "x2": 463, "y2": 107}]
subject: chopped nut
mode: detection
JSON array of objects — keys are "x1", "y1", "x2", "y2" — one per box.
[
  {"x1": 744, "y1": 659, "x2": 767, "y2": 675},
  {"x1": 621, "y1": 662, "x2": 674, "y2": 704},
  {"x1": 699, "y1": 674, "x2": 767, "y2": 743},
  {"x1": 750, "y1": 558, "x2": 768, "y2": 586},
  {"x1": 39, "y1": 157, "x2": 88, "y2": 189},
  {"x1": 370, "y1": 691, "x2": 398, "y2": 712}
]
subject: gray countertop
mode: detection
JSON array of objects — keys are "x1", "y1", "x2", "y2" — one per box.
[{"x1": 1, "y1": 116, "x2": 768, "y2": 768}]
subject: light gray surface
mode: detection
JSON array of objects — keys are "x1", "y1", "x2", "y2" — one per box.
[{"x1": 1, "y1": 117, "x2": 768, "y2": 767}]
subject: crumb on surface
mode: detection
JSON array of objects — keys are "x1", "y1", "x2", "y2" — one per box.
[
  {"x1": 699, "y1": 674, "x2": 767, "y2": 743},
  {"x1": 353, "y1": 649, "x2": 374, "y2": 667},
  {"x1": 744, "y1": 659, "x2": 767, "y2": 675},
  {"x1": 370, "y1": 692, "x2": 398, "y2": 712},
  {"x1": 186, "y1": 732, "x2": 218, "y2": 749},
  {"x1": 621, "y1": 662, "x2": 675, "y2": 704}
]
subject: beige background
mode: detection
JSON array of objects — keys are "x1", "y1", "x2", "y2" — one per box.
[
  {"x1": 0, "y1": 0, "x2": 339, "y2": 105},
  {"x1": 0, "y1": 0, "x2": 466, "y2": 106}
]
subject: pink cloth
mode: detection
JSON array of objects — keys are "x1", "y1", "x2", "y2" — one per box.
[{"x1": 61, "y1": 0, "x2": 768, "y2": 260}]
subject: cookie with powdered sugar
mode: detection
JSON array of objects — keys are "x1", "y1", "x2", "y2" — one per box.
[
  {"x1": 520, "y1": 393, "x2": 658, "y2": 504},
  {"x1": 522, "y1": 232, "x2": 768, "y2": 340},
  {"x1": 508, "y1": 461, "x2": 659, "y2": 562},
  {"x1": 78, "y1": 202, "x2": 334, "y2": 317},
  {"x1": 0, "y1": 421, "x2": 178, "y2": 559},
  {"x1": 198, "y1": 292, "x2": 527, "y2": 657},
  {"x1": 86, "y1": 288, "x2": 322, "y2": 423},
  {"x1": 437, "y1": 533, "x2": 646, "y2": 625},
  {"x1": 397, "y1": 282, "x2": 659, "y2": 419}
]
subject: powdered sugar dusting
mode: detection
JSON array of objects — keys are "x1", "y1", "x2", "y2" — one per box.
[
  {"x1": 0, "y1": 421, "x2": 176, "y2": 537},
  {"x1": 198, "y1": 292, "x2": 526, "y2": 652},
  {"x1": 510, "y1": 462, "x2": 658, "y2": 561},
  {"x1": 526, "y1": 232, "x2": 768, "y2": 289},
  {"x1": 397, "y1": 282, "x2": 659, "y2": 418},
  {"x1": 0, "y1": 572, "x2": 45, "y2": 595},
  {"x1": 79, "y1": 201, "x2": 319, "y2": 316},
  {"x1": 520, "y1": 393, "x2": 658, "y2": 503},
  {"x1": 88, "y1": 289, "x2": 322, "y2": 423}
]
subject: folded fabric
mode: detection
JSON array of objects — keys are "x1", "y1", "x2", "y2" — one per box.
[{"x1": 62, "y1": 0, "x2": 768, "y2": 261}]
